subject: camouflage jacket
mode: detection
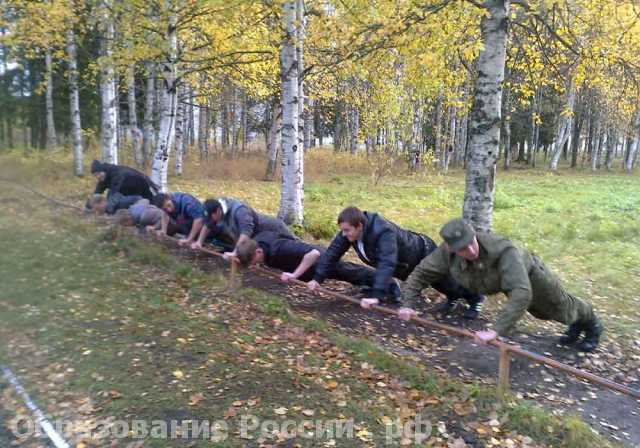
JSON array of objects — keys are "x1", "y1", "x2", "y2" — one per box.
[{"x1": 402, "y1": 233, "x2": 535, "y2": 335}]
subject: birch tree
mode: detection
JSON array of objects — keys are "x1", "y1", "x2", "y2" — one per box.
[
  {"x1": 277, "y1": 0, "x2": 304, "y2": 225},
  {"x1": 150, "y1": 0, "x2": 178, "y2": 192},
  {"x1": 265, "y1": 101, "x2": 282, "y2": 180},
  {"x1": 99, "y1": 0, "x2": 117, "y2": 164},
  {"x1": 626, "y1": 109, "x2": 640, "y2": 173},
  {"x1": 127, "y1": 63, "x2": 144, "y2": 166},
  {"x1": 66, "y1": 27, "x2": 83, "y2": 176},
  {"x1": 174, "y1": 86, "x2": 186, "y2": 176},
  {"x1": 462, "y1": 0, "x2": 509, "y2": 232},
  {"x1": 142, "y1": 63, "x2": 155, "y2": 165},
  {"x1": 549, "y1": 84, "x2": 576, "y2": 172},
  {"x1": 44, "y1": 50, "x2": 58, "y2": 148}
]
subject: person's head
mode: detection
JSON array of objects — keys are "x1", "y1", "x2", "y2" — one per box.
[
  {"x1": 114, "y1": 209, "x2": 134, "y2": 226},
  {"x1": 204, "y1": 199, "x2": 224, "y2": 223},
  {"x1": 91, "y1": 160, "x2": 107, "y2": 182},
  {"x1": 152, "y1": 193, "x2": 174, "y2": 214},
  {"x1": 86, "y1": 194, "x2": 107, "y2": 214},
  {"x1": 337, "y1": 206, "x2": 366, "y2": 242},
  {"x1": 236, "y1": 239, "x2": 264, "y2": 267},
  {"x1": 140, "y1": 207, "x2": 163, "y2": 228},
  {"x1": 440, "y1": 218, "x2": 480, "y2": 261}
]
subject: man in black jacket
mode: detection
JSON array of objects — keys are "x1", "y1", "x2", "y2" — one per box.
[
  {"x1": 91, "y1": 160, "x2": 159, "y2": 214},
  {"x1": 309, "y1": 206, "x2": 484, "y2": 319},
  {"x1": 235, "y1": 231, "x2": 400, "y2": 300}
]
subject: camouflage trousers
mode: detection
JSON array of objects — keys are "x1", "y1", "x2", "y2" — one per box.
[{"x1": 526, "y1": 255, "x2": 596, "y2": 325}]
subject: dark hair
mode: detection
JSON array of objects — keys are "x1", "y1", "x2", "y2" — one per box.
[
  {"x1": 152, "y1": 193, "x2": 171, "y2": 208},
  {"x1": 337, "y1": 206, "x2": 365, "y2": 227},
  {"x1": 204, "y1": 199, "x2": 222, "y2": 216},
  {"x1": 236, "y1": 239, "x2": 259, "y2": 267}
]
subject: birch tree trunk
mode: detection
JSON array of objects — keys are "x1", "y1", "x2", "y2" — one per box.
[
  {"x1": 549, "y1": 85, "x2": 576, "y2": 172},
  {"x1": 434, "y1": 96, "x2": 444, "y2": 168},
  {"x1": 349, "y1": 106, "x2": 359, "y2": 154},
  {"x1": 150, "y1": 2, "x2": 178, "y2": 192},
  {"x1": 127, "y1": 64, "x2": 144, "y2": 166},
  {"x1": 198, "y1": 105, "x2": 209, "y2": 159},
  {"x1": 44, "y1": 50, "x2": 58, "y2": 148},
  {"x1": 174, "y1": 86, "x2": 185, "y2": 176},
  {"x1": 277, "y1": 0, "x2": 304, "y2": 225},
  {"x1": 296, "y1": 0, "x2": 305, "y2": 154},
  {"x1": 462, "y1": 0, "x2": 509, "y2": 232},
  {"x1": 265, "y1": 101, "x2": 282, "y2": 181},
  {"x1": 100, "y1": 0, "x2": 118, "y2": 164},
  {"x1": 626, "y1": 109, "x2": 640, "y2": 173},
  {"x1": 304, "y1": 98, "x2": 314, "y2": 149},
  {"x1": 66, "y1": 28, "x2": 83, "y2": 176},
  {"x1": 605, "y1": 130, "x2": 615, "y2": 170},
  {"x1": 142, "y1": 63, "x2": 155, "y2": 166}
]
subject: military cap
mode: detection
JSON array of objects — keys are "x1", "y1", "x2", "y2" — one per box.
[{"x1": 440, "y1": 218, "x2": 476, "y2": 252}]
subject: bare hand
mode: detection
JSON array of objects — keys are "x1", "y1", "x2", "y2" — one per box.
[
  {"x1": 190, "y1": 241, "x2": 202, "y2": 250},
  {"x1": 155, "y1": 230, "x2": 165, "y2": 239},
  {"x1": 474, "y1": 330, "x2": 498, "y2": 345},
  {"x1": 222, "y1": 252, "x2": 236, "y2": 261},
  {"x1": 178, "y1": 238, "x2": 191, "y2": 247},
  {"x1": 398, "y1": 307, "x2": 417, "y2": 321},
  {"x1": 280, "y1": 272, "x2": 296, "y2": 283},
  {"x1": 307, "y1": 280, "x2": 320, "y2": 292},
  {"x1": 145, "y1": 225, "x2": 155, "y2": 233},
  {"x1": 360, "y1": 298, "x2": 379, "y2": 309}
]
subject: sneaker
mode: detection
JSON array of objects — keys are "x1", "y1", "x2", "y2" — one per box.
[
  {"x1": 578, "y1": 317, "x2": 603, "y2": 352},
  {"x1": 433, "y1": 299, "x2": 456, "y2": 315},
  {"x1": 559, "y1": 321, "x2": 583, "y2": 345},
  {"x1": 463, "y1": 296, "x2": 485, "y2": 320}
]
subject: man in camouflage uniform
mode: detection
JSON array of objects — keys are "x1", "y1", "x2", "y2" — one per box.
[{"x1": 398, "y1": 218, "x2": 603, "y2": 352}]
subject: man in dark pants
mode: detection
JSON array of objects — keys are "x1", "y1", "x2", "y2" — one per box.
[
  {"x1": 235, "y1": 231, "x2": 400, "y2": 301},
  {"x1": 152, "y1": 192, "x2": 205, "y2": 247},
  {"x1": 309, "y1": 206, "x2": 484, "y2": 318},
  {"x1": 91, "y1": 160, "x2": 158, "y2": 214},
  {"x1": 399, "y1": 218, "x2": 603, "y2": 352},
  {"x1": 191, "y1": 198, "x2": 295, "y2": 259}
]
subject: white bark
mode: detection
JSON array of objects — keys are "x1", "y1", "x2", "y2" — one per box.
[
  {"x1": 626, "y1": 109, "x2": 640, "y2": 173},
  {"x1": 265, "y1": 101, "x2": 282, "y2": 180},
  {"x1": 549, "y1": 85, "x2": 576, "y2": 172},
  {"x1": 150, "y1": 2, "x2": 178, "y2": 192},
  {"x1": 462, "y1": 0, "x2": 509, "y2": 232},
  {"x1": 174, "y1": 86, "x2": 185, "y2": 176},
  {"x1": 45, "y1": 50, "x2": 58, "y2": 148},
  {"x1": 296, "y1": 0, "x2": 305, "y2": 154},
  {"x1": 277, "y1": 0, "x2": 304, "y2": 225},
  {"x1": 127, "y1": 64, "x2": 144, "y2": 166},
  {"x1": 100, "y1": 0, "x2": 118, "y2": 164},
  {"x1": 142, "y1": 63, "x2": 156, "y2": 165},
  {"x1": 66, "y1": 28, "x2": 83, "y2": 176}
]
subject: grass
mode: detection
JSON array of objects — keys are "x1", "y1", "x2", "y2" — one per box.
[{"x1": 0, "y1": 149, "x2": 635, "y2": 447}]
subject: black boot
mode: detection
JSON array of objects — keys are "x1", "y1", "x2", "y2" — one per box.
[
  {"x1": 463, "y1": 295, "x2": 485, "y2": 320},
  {"x1": 559, "y1": 321, "x2": 583, "y2": 345},
  {"x1": 578, "y1": 317, "x2": 603, "y2": 352}
]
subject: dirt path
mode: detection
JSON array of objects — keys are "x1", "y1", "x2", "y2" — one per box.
[{"x1": 175, "y1": 250, "x2": 640, "y2": 447}]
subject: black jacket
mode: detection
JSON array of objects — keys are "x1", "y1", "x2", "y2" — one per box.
[
  {"x1": 255, "y1": 231, "x2": 320, "y2": 275},
  {"x1": 92, "y1": 160, "x2": 158, "y2": 212},
  {"x1": 313, "y1": 211, "x2": 434, "y2": 298}
]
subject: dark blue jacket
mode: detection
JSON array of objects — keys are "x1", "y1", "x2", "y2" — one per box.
[
  {"x1": 313, "y1": 212, "x2": 434, "y2": 299},
  {"x1": 169, "y1": 193, "x2": 205, "y2": 231}
]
